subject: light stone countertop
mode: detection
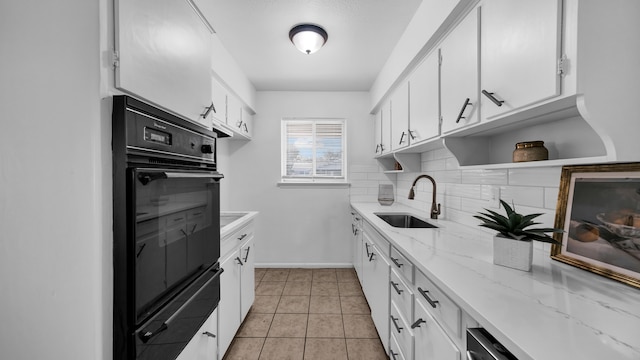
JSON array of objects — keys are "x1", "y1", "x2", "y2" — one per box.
[
  {"x1": 220, "y1": 211, "x2": 258, "y2": 238},
  {"x1": 351, "y1": 202, "x2": 640, "y2": 360}
]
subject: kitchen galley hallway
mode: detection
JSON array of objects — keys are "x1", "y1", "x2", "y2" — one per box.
[{"x1": 223, "y1": 268, "x2": 388, "y2": 360}]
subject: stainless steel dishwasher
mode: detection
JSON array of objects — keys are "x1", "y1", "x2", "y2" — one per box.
[{"x1": 466, "y1": 328, "x2": 518, "y2": 360}]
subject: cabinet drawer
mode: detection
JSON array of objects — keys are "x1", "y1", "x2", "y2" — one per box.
[
  {"x1": 390, "y1": 301, "x2": 414, "y2": 360},
  {"x1": 390, "y1": 269, "x2": 413, "y2": 321},
  {"x1": 415, "y1": 269, "x2": 461, "y2": 338},
  {"x1": 221, "y1": 221, "x2": 254, "y2": 257},
  {"x1": 389, "y1": 333, "x2": 407, "y2": 360},
  {"x1": 390, "y1": 247, "x2": 413, "y2": 283}
]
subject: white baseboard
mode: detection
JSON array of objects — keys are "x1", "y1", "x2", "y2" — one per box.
[{"x1": 254, "y1": 262, "x2": 354, "y2": 269}]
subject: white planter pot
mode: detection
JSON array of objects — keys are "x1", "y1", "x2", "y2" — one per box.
[{"x1": 493, "y1": 235, "x2": 533, "y2": 271}]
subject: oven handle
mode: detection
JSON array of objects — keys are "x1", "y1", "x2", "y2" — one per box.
[
  {"x1": 137, "y1": 170, "x2": 223, "y2": 185},
  {"x1": 138, "y1": 266, "x2": 224, "y2": 343}
]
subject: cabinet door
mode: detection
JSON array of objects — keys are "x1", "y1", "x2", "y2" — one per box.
[
  {"x1": 413, "y1": 299, "x2": 460, "y2": 360},
  {"x1": 362, "y1": 233, "x2": 390, "y2": 353},
  {"x1": 226, "y1": 95, "x2": 242, "y2": 129},
  {"x1": 441, "y1": 8, "x2": 479, "y2": 133},
  {"x1": 380, "y1": 101, "x2": 392, "y2": 154},
  {"x1": 241, "y1": 108, "x2": 253, "y2": 138},
  {"x1": 391, "y1": 81, "x2": 410, "y2": 150},
  {"x1": 218, "y1": 250, "x2": 241, "y2": 357},
  {"x1": 480, "y1": 0, "x2": 562, "y2": 120},
  {"x1": 211, "y1": 77, "x2": 227, "y2": 125},
  {"x1": 115, "y1": 0, "x2": 212, "y2": 127},
  {"x1": 175, "y1": 309, "x2": 218, "y2": 360},
  {"x1": 409, "y1": 50, "x2": 440, "y2": 143},
  {"x1": 240, "y1": 237, "x2": 255, "y2": 320},
  {"x1": 374, "y1": 110, "x2": 382, "y2": 155}
]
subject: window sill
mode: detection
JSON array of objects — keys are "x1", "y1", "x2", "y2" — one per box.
[{"x1": 277, "y1": 182, "x2": 350, "y2": 189}]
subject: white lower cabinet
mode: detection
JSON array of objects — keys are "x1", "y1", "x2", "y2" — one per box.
[
  {"x1": 175, "y1": 309, "x2": 218, "y2": 360},
  {"x1": 413, "y1": 299, "x2": 460, "y2": 360},
  {"x1": 218, "y1": 220, "x2": 256, "y2": 358},
  {"x1": 361, "y1": 229, "x2": 391, "y2": 353},
  {"x1": 355, "y1": 217, "x2": 473, "y2": 360}
]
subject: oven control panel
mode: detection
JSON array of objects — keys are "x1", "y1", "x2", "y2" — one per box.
[{"x1": 125, "y1": 108, "x2": 216, "y2": 164}]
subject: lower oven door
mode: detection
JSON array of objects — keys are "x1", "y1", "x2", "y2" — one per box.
[
  {"x1": 135, "y1": 264, "x2": 223, "y2": 360},
  {"x1": 132, "y1": 168, "x2": 222, "y2": 324}
]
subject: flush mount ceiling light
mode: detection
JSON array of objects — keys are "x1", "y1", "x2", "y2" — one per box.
[{"x1": 289, "y1": 24, "x2": 328, "y2": 55}]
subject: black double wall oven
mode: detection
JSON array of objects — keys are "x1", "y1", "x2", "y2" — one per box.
[{"x1": 113, "y1": 96, "x2": 223, "y2": 360}]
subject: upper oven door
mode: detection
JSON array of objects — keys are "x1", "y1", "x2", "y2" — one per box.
[{"x1": 131, "y1": 167, "x2": 222, "y2": 325}]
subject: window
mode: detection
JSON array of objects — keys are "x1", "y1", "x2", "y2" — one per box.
[{"x1": 281, "y1": 118, "x2": 346, "y2": 183}]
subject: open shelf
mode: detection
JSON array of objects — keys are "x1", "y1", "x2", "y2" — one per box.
[{"x1": 376, "y1": 152, "x2": 422, "y2": 173}]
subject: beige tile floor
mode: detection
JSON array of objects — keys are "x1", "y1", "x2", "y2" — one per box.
[{"x1": 223, "y1": 268, "x2": 388, "y2": 360}]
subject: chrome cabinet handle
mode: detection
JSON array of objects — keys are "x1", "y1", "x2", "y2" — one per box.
[
  {"x1": 375, "y1": 144, "x2": 380, "y2": 153},
  {"x1": 456, "y1": 98, "x2": 472, "y2": 123},
  {"x1": 235, "y1": 256, "x2": 244, "y2": 266},
  {"x1": 411, "y1": 318, "x2": 426, "y2": 329},
  {"x1": 365, "y1": 242, "x2": 371, "y2": 258},
  {"x1": 399, "y1": 132, "x2": 406, "y2": 145},
  {"x1": 243, "y1": 246, "x2": 251, "y2": 263},
  {"x1": 368, "y1": 252, "x2": 375, "y2": 262},
  {"x1": 390, "y1": 257, "x2": 403, "y2": 268},
  {"x1": 202, "y1": 331, "x2": 216, "y2": 338},
  {"x1": 390, "y1": 281, "x2": 403, "y2": 295},
  {"x1": 201, "y1": 102, "x2": 215, "y2": 119},
  {"x1": 380, "y1": 144, "x2": 385, "y2": 151},
  {"x1": 481, "y1": 90, "x2": 504, "y2": 107},
  {"x1": 409, "y1": 130, "x2": 416, "y2": 140},
  {"x1": 237, "y1": 233, "x2": 247, "y2": 241},
  {"x1": 418, "y1": 287, "x2": 439, "y2": 308},
  {"x1": 390, "y1": 315, "x2": 403, "y2": 333},
  {"x1": 243, "y1": 123, "x2": 248, "y2": 132}
]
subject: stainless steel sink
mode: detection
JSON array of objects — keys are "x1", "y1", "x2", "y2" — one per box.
[{"x1": 375, "y1": 213, "x2": 438, "y2": 228}]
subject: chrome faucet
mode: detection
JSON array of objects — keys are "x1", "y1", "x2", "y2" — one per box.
[{"x1": 408, "y1": 174, "x2": 441, "y2": 219}]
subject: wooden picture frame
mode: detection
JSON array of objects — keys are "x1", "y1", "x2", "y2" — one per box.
[{"x1": 551, "y1": 163, "x2": 640, "y2": 289}]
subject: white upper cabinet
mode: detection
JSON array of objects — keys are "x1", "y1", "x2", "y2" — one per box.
[
  {"x1": 479, "y1": 0, "x2": 562, "y2": 121},
  {"x1": 211, "y1": 76, "x2": 227, "y2": 125},
  {"x1": 391, "y1": 80, "x2": 410, "y2": 151},
  {"x1": 440, "y1": 7, "x2": 479, "y2": 133},
  {"x1": 408, "y1": 50, "x2": 441, "y2": 143},
  {"x1": 115, "y1": 0, "x2": 213, "y2": 128}
]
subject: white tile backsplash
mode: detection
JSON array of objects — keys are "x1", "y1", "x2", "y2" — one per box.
[{"x1": 350, "y1": 148, "x2": 565, "y2": 231}]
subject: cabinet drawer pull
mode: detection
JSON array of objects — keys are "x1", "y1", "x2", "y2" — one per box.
[
  {"x1": 390, "y1": 315, "x2": 403, "y2": 333},
  {"x1": 201, "y1": 102, "x2": 215, "y2": 119},
  {"x1": 202, "y1": 331, "x2": 216, "y2": 338},
  {"x1": 481, "y1": 90, "x2": 504, "y2": 107},
  {"x1": 375, "y1": 144, "x2": 381, "y2": 153},
  {"x1": 237, "y1": 233, "x2": 247, "y2": 241},
  {"x1": 390, "y1": 350, "x2": 400, "y2": 360},
  {"x1": 365, "y1": 242, "x2": 371, "y2": 258},
  {"x1": 455, "y1": 98, "x2": 472, "y2": 123},
  {"x1": 409, "y1": 130, "x2": 416, "y2": 140},
  {"x1": 368, "y1": 252, "x2": 376, "y2": 262},
  {"x1": 418, "y1": 287, "x2": 439, "y2": 308},
  {"x1": 243, "y1": 246, "x2": 251, "y2": 263},
  {"x1": 390, "y1": 256, "x2": 403, "y2": 268},
  {"x1": 235, "y1": 256, "x2": 244, "y2": 266},
  {"x1": 411, "y1": 318, "x2": 426, "y2": 329},
  {"x1": 390, "y1": 281, "x2": 404, "y2": 295},
  {"x1": 399, "y1": 132, "x2": 406, "y2": 145}
]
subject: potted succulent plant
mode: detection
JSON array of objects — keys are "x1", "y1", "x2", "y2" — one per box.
[{"x1": 474, "y1": 199, "x2": 562, "y2": 271}]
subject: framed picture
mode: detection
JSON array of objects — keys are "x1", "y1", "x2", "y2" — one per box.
[{"x1": 551, "y1": 163, "x2": 640, "y2": 289}]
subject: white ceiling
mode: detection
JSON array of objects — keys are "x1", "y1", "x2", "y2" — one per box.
[{"x1": 206, "y1": 0, "x2": 423, "y2": 91}]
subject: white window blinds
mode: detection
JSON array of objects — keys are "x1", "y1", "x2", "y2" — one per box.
[{"x1": 282, "y1": 119, "x2": 346, "y2": 181}]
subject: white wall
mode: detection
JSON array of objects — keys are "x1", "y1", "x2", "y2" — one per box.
[
  {"x1": 353, "y1": 147, "x2": 562, "y2": 253},
  {"x1": 218, "y1": 91, "x2": 372, "y2": 266},
  {"x1": 0, "y1": 1, "x2": 110, "y2": 359}
]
